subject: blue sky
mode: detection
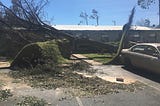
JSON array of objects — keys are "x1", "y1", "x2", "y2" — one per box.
[{"x1": 1, "y1": 0, "x2": 159, "y2": 26}]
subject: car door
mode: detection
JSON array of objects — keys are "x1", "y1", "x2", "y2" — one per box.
[
  {"x1": 143, "y1": 46, "x2": 160, "y2": 74},
  {"x1": 129, "y1": 45, "x2": 148, "y2": 68}
]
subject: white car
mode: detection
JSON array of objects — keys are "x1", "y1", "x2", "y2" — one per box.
[{"x1": 121, "y1": 43, "x2": 160, "y2": 74}]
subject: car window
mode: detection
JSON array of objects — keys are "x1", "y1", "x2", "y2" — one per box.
[
  {"x1": 144, "y1": 46, "x2": 159, "y2": 57},
  {"x1": 131, "y1": 45, "x2": 146, "y2": 54}
]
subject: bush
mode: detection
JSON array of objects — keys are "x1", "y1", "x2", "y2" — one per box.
[{"x1": 11, "y1": 40, "x2": 66, "y2": 69}]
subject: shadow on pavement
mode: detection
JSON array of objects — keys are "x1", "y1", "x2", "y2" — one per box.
[
  {"x1": 122, "y1": 66, "x2": 160, "y2": 83},
  {"x1": 0, "y1": 67, "x2": 10, "y2": 70}
]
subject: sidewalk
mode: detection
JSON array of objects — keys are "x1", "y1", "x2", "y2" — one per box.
[
  {"x1": 72, "y1": 54, "x2": 135, "y2": 84},
  {"x1": 0, "y1": 57, "x2": 10, "y2": 68},
  {"x1": 71, "y1": 54, "x2": 102, "y2": 66}
]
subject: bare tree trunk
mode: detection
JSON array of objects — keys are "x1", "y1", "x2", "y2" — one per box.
[
  {"x1": 106, "y1": 7, "x2": 135, "y2": 64},
  {"x1": 96, "y1": 16, "x2": 99, "y2": 26}
]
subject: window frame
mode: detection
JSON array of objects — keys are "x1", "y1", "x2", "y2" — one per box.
[
  {"x1": 130, "y1": 45, "x2": 146, "y2": 54},
  {"x1": 130, "y1": 44, "x2": 160, "y2": 57}
]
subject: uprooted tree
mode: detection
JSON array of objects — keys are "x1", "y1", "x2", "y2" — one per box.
[
  {"x1": 0, "y1": 0, "x2": 73, "y2": 57},
  {"x1": 0, "y1": 0, "x2": 74, "y2": 68},
  {"x1": 0, "y1": 0, "x2": 136, "y2": 67}
]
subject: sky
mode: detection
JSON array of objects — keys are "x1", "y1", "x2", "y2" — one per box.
[{"x1": 1, "y1": 0, "x2": 159, "y2": 26}]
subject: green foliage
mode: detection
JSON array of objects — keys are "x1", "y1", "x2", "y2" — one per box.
[
  {"x1": 37, "y1": 40, "x2": 65, "y2": 64},
  {"x1": 71, "y1": 61, "x2": 90, "y2": 71},
  {"x1": 11, "y1": 40, "x2": 66, "y2": 68},
  {"x1": 9, "y1": 66, "x2": 145, "y2": 96},
  {"x1": 56, "y1": 39, "x2": 72, "y2": 59},
  {"x1": 9, "y1": 64, "x2": 60, "y2": 79},
  {"x1": 16, "y1": 96, "x2": 48, "y2": 106}
]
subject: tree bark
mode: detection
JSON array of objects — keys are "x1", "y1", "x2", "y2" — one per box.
[{"x1": 106, "y1": 7, "x2": 135, "y2": 64}]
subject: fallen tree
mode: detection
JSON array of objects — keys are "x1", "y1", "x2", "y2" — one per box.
[
  {"x1": 0, "y1": 0, "x2": 74, "y2": 58},
  {"x1": 0, "y1": 1, "x2": 136, "y2": 67},
  {"x1": 11, "y1": 39, "x2": 70, "y2": 69}
]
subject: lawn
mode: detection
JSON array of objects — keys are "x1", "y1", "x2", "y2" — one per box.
[{"x1": 82, "y1": 53, "x2": 115, "y2": 64}]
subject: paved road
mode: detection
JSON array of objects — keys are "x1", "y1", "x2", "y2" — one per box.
[
  {"x1": 0, "y1": 65, "x2": 160, "y2": 106},
  {"x1": 93, "y1": 65, "x2": 160, "y2": 91},
  {"x1": 74, "y1": 65, "x2": 160, "y2": 106}
]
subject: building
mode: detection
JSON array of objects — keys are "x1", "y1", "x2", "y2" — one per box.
[{"x1": 54, "y1": 25, "x2": 160, "y2": 43}]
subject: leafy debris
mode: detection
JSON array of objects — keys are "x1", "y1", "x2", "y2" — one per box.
[
  {"x1": 9, "y1": 64, "x2": 145, "y2": 97},
  {"x1": 16, "y1": 96, "x2": 49, "y2": 106}
]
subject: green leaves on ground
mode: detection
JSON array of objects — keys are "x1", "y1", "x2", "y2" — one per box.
[
  {"x1": 16, "y1": 96, "x2": 48, "y2": 106},
  {"x1": 9, "y1": 63, "x2": 145, "y2": 97},
  {"x1": 0, "y1": 89, "x2": 13, "y2": 101}
]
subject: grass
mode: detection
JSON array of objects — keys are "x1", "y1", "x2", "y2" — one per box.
[{"x1": 82, "y1": 53, "x2": 115, "y2": 64}]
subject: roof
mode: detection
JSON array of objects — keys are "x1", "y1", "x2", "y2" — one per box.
[{"x1": 53, "y1": 25, "x2": 160, "y2": 31}]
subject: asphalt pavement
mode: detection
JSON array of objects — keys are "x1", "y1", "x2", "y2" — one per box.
[{"x1": 0, "y1": 65, "x2": 160, "y2": 106}]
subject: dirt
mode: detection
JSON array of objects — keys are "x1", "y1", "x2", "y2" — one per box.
[
  {"x1": 0, "y1": 73, "x2": 31, "y2": 92},
  {"x1": 76, "y1": 71, "x2": 136, "y2": 84}
]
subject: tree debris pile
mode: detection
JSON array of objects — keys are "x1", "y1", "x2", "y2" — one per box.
[
  {"x1": 11, "y1": 40, "x2": 68, "y2": 69},
  {"x1": 16, "y1": 96, "x2": 48, "y2": 106},
  {"x1": 0, "y1": 89, "x2": 13, "y2": 102},
  {"x1": 0, "y1": 81, "x2": 13, "y2": 102},
  {"x1": 9, "y1": 64, "x2": 145, "y2": 97}
]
